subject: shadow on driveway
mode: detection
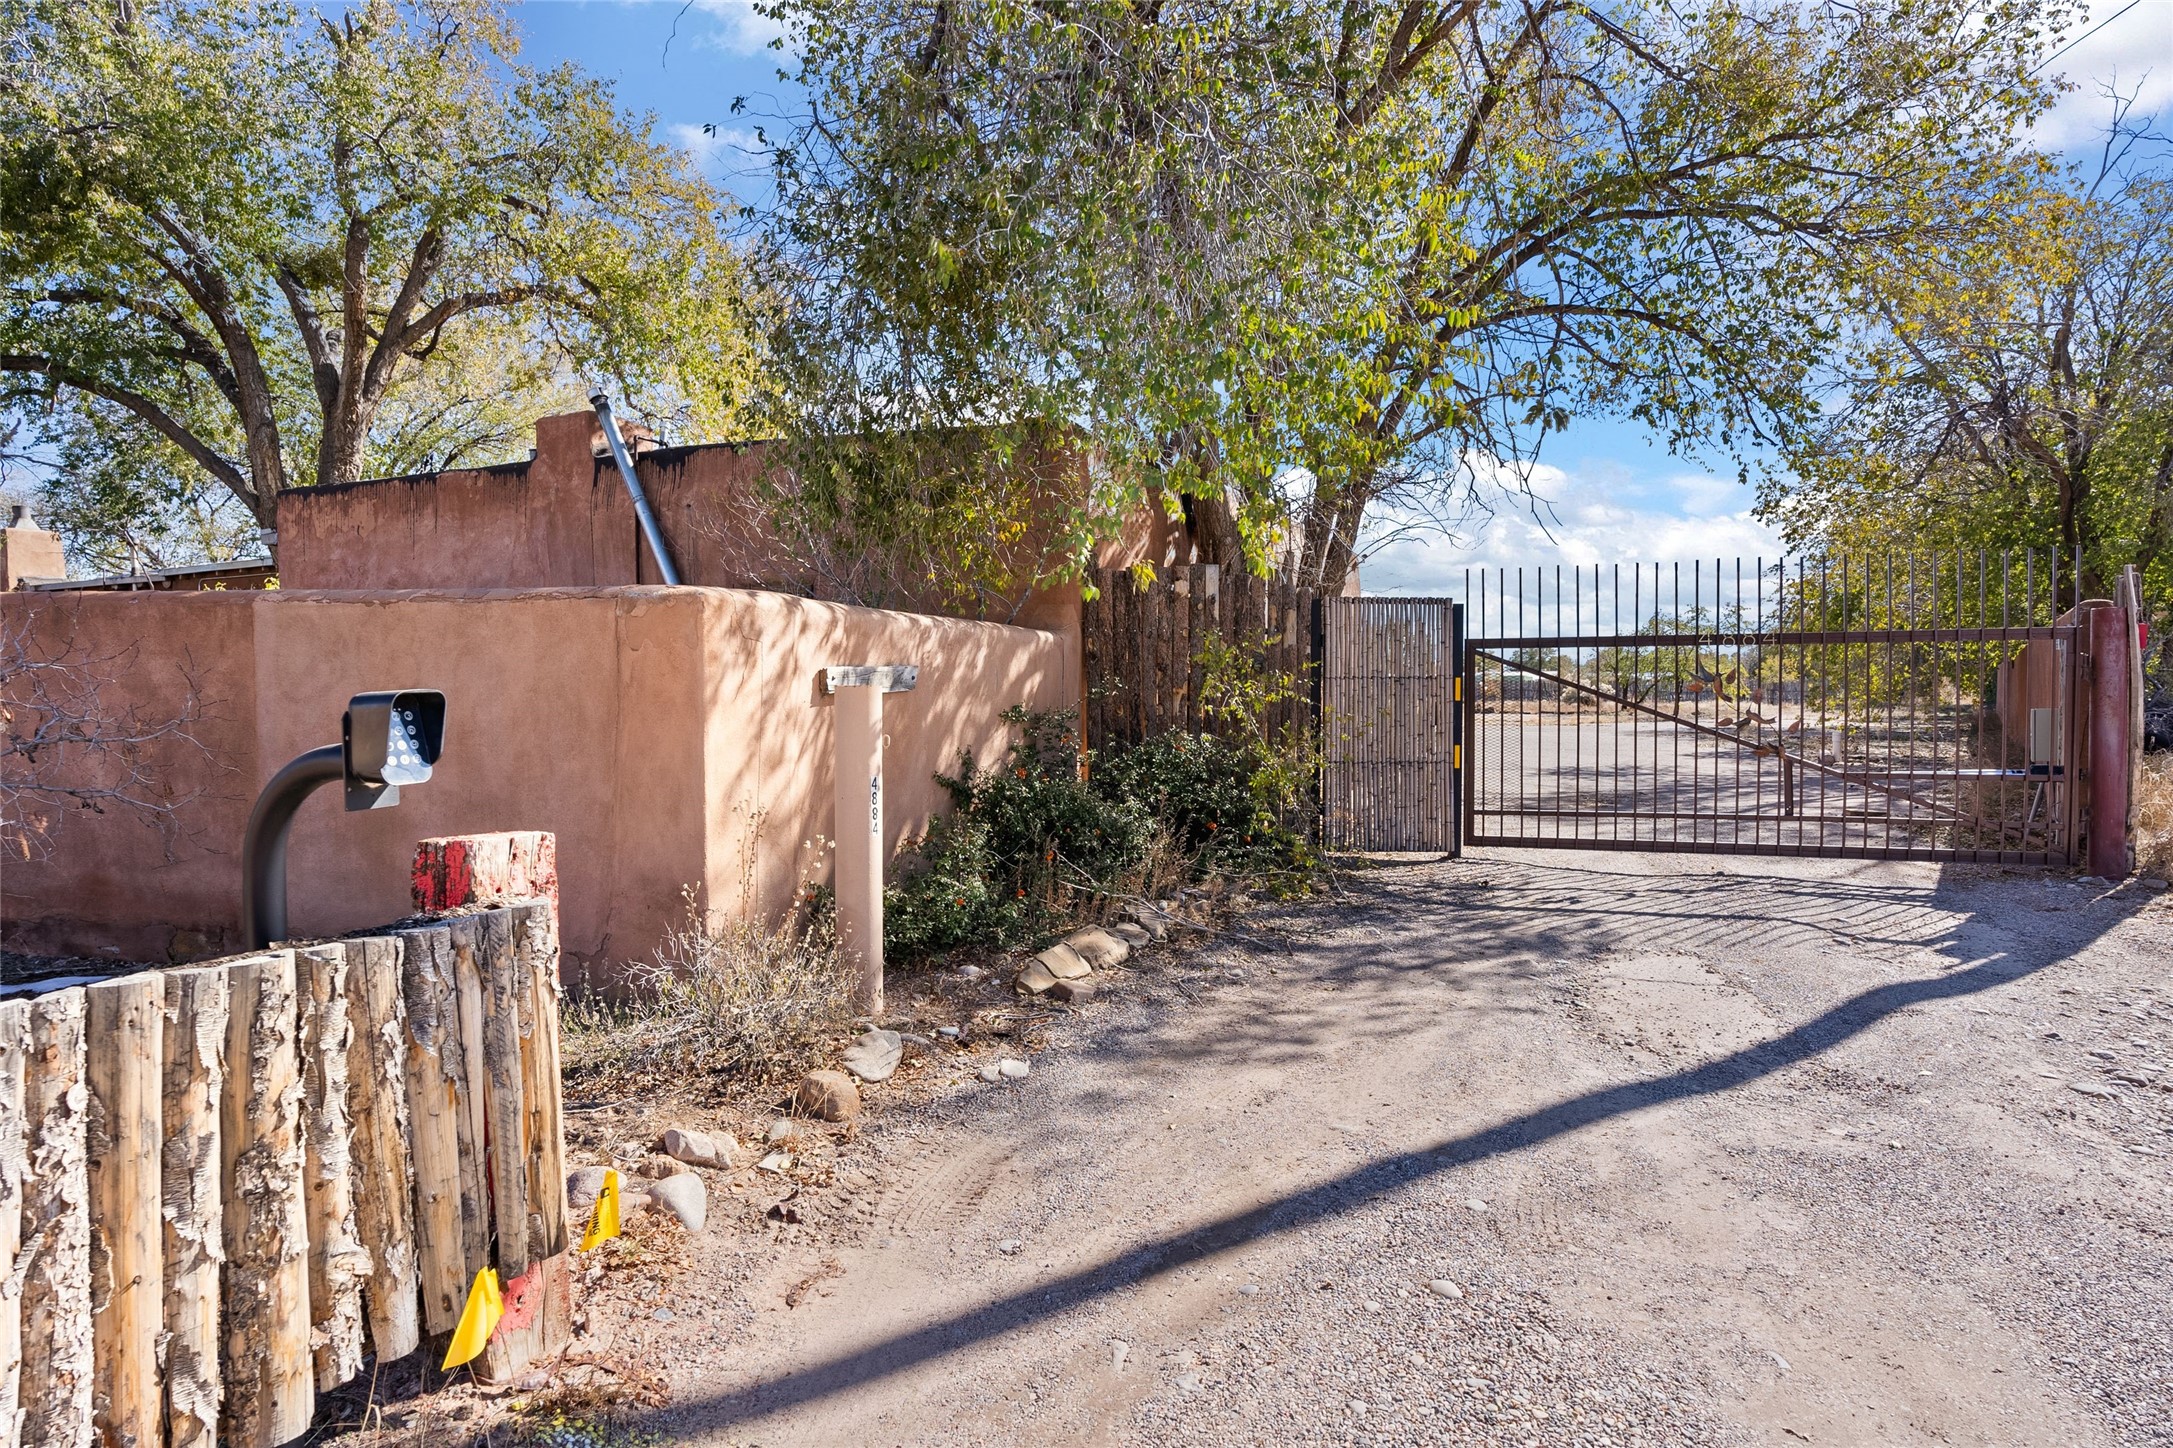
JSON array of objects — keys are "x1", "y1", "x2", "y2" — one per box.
[{"x1": 652, "y1": 858, "x2": 2148, "y2": 1433}]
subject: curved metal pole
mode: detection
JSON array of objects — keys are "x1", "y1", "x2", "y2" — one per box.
[
  {"x1": 590, "y1": 392, "x2": 681, "y2": 585},
  {"x1": 240, "y1": 744, "x2": 343, "y2": 949}
]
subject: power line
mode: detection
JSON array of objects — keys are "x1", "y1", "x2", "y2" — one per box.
[{"x1": 2030, "y1": 0, "x2": 2147, "y2": 76}]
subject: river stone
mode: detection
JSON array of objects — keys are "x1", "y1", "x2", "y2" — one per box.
[
  {"x1": 796, "y1": 1069, "x2": 862, "y2": 1121},
  {"x1": 1064, "y1": 927, "x2": 1129, "y2": 970},
  {"x1": 660, "y1": 1127, "x2": 734, "y2": 1168},
  {"x1": 646, "y1": 1173, "x2": 708, "y2": 1232},
  {"x1": 842, "y1": 1028, "x2": 904, "y2": 1082},
  {"x1": 566, "y1": 1166, "x2": 608, "y2": 1214}
]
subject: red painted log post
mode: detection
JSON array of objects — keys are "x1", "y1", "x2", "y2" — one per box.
[
  {"x1": 412, "y1": 832, "x2": 558, "y2": 916},
  {"x1": 2086, "y1": 602, "x2": 2134, "y2": 879}
]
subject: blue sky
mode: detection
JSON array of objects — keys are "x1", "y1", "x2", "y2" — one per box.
[{"x1": 511, "y1": 0, "x2": 2173, "y2": 594}]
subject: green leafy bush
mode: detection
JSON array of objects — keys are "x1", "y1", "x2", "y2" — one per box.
[
  {"x1": 885, "y1": 708, "x2": 1151, "y2": 957},
  {"x1": 1091, "y1": 730, "x2": 1307, "y2": 874},
  {"x1": 885, "y1": 706, "x2": 1310, "y2": 961}
]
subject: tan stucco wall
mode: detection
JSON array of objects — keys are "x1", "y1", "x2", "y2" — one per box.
[{"x1": 2, "y1": 587, "x2": 1071, "y2": 986}]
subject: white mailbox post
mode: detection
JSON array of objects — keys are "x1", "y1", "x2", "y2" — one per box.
[{"x1": 823, "y1": 664, "x2": 919, "y2": 1013}]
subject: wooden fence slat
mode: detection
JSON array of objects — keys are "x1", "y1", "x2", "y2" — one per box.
[
  {"x1": 393, "y1": 924, "x2": 466, "y2": 1334},
  {"x1": 477, "y1": 913, "x2": 531, "y2": 1282},
  {"x1": 512, "y1": 906, "x2": 568, "y2": 1258},
  {"x1": 446, "y1": 919, "x2": 494, "y2": 1284},
  {"x1": 344, "y1": 936, "x2": 420, "y2": 1363},
  {"x1": 479, "y1": 904, "x2": 573, "y2": 1385},
  {"x1": 220, "y1": 950, "x2": 313, "y2": 1447},
  {"x1": 297, "y1": 945, "x2": 368, "y2": 1391},
  {"x1": 0, "y1": 1000, "x2": 29, "y2": 1441},
  {"x1": 160, "y1": 965, "x2": 229, "y2": 1448},
  {"x1": 86, "y1": 973, "x2": 163, "y2": 1447},
  {"x1": 21, "y1": 987, "x2": 91, "y2": 1448}
]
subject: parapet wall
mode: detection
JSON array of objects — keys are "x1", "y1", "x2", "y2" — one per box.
[{"x1": 1, "y1": 586, "x2": 1072, "y2": 986}]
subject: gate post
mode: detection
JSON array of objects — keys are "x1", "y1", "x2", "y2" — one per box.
[{"x1": 2085, "y1": 601, "x2": 2133, "y2": 878}]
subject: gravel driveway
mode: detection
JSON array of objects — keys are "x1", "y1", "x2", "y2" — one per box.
[{"x1": 603, "y1": 850, "x2": 2173, "y2": 1446}]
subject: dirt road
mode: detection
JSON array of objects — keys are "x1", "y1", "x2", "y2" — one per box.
[{"x1": 606, "y1": 851, "x2": 2173, "y2": 1446}]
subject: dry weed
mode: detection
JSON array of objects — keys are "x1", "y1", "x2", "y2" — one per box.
[
  {"x1": 2138, "y1": 753, "x2": 2173, "y2": 881},
  {"x1": 563, "y1": 885, "x2": 852, "y2": 1101}
]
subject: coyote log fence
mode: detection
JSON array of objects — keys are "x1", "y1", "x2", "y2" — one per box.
[
  {"x1": 1082, "y1": 565, "x2": 1319, "y2": 752},
  {"x1": 0, "y1": 896, "x2": 567, "y2": 1447}
]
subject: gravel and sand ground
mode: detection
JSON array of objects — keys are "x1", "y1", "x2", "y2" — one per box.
[{"x1": 577, "y1": 849, "x2": 2172, "y2": 1446}]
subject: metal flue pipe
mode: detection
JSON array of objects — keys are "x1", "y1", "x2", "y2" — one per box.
[{"x1": 589, "y1": 391, "x2": 681, "y2": 585}]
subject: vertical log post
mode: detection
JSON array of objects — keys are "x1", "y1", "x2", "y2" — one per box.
[
  {"x1": 393, "y1": 925, "x2": 467, "y2": 1335},
  {"x1": 344, "y1": 936, "x2": 420, "y2": 1363},
  {"x1": 477, "y1": 913, "x2": 531, "y2": 1283},
  {"x1": 480, "y1": 903, "x2": 574, "y2": 1384},
  {"x1": 412, "y1": 832, "x2": 558, "y2": 916},
  {"x1": 0, "y1": 1000, "x2": 30, "y2": 1439},
  {"x1": 297, "y1": 945, "x2": 369, "y2": 1391},
  {"x1": 513, "y1": 904, "x2": 568, "y2": 1258},
  {"x1": 445, "y1": 919, "x2": 493, "y2": 1282},
  {"x1": 21, "y1": 987, "x2": 92, "y2": 1448},
  {"x1": 219, "y1": 951, "x2": 313, "y2": 1447},
  {"x1": 160, "y1": 966, "x2": 229, "y2": 1448},
  {"x1": 86, "y1": 973, "x2": 164, "y2": 1447}
]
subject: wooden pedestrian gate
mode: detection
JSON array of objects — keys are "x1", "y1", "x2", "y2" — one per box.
[
  {"x1": 1454, "y1": 555, "x2": 2092, "y2": 863},
  {"x1": 1318, "y1": 597, "x2": 1462, "y2": 851}
]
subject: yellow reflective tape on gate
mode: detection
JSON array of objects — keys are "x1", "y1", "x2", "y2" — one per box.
[
  {"x1": 1454, "y1": 745, "x2": 1462, "y2": 769},
  {"x1": 1455, "y1": 677, "x2": 1463, "y2": 701}
]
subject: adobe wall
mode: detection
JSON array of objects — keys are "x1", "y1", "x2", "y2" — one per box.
[{"x1": 1, "y1": 587, "x2": 1071, "y2": 987}]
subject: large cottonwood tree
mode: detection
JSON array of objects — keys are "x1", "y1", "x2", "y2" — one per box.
[
  {"x1": 771, "y1": 0, "x2": 2063, "y2": 591},
  {"x1": 1762, "y1": 149, "x2": 2173, "y2": 637},
  {"x1": 1, "y1": 0, "x2": 768, "y2": 528}
]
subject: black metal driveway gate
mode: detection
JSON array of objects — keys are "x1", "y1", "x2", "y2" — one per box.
[{"x1": 1453, "y1": 554, "x2": 2085, "y2": 864}]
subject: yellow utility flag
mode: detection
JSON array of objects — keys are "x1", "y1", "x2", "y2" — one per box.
[
  {"x1": 581, "y1": 1168, "x2": 622, "y2": 1251},
  {"x1": 442, "y1": 1267, "x2": 504, "y2": 1370}
]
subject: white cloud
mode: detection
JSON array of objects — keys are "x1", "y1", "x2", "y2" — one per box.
[
  {"x1": 667, "y1": 121, "x2": 764, "y2": 160},
  {"x1": 2030, "y1": 0, "x2": 2173, "y2": 148},
  {"x1": 1353, "y1": 463, "x2": 1785, "y2": 627},
  {"x1": 689, "y1": 0, "x2": 790, "y2": 56}
]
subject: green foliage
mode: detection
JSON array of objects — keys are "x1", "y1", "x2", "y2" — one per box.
[
  {"x1": 885, "y1": 708, "x2": 1153, "y2": 957},
  {"x1": 884, "y1": 705, "x2": 1309, "y2": 961},
  {"x1": 1, "y1": 0, "x2": 770, "y2": 540},
  {"x1": 770, "y1": 0, "x2": 2065, "y2": 593},
  {"x1": 1195, "y1": 627, "x2": 1320, "y2": 839},
  {"x1": 16, "y1": 396, "x2": 259, "y2": 573},
  {"x1": 1761, "y1": 152, "x2": 2173, "y2": 668},
  {"x1": 1094, "y1": 731, "x2": 1308, "y2": 876}
]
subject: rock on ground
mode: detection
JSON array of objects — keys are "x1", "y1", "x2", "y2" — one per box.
[
  {"x1": 841, "y1": 1029, "x2": 904, "y2": 1083},
  {"x1": 645, "y1": 1173, "x2": 708, "y2": 1232}
]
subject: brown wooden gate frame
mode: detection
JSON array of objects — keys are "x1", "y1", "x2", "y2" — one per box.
[{"x1": 1457, "y1": 624, "x2": 2091, "y2": 864}]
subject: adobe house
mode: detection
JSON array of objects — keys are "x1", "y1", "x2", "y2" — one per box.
[{"x1": 3, "y1": 412, "x2": 1198, "y2": 984}]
